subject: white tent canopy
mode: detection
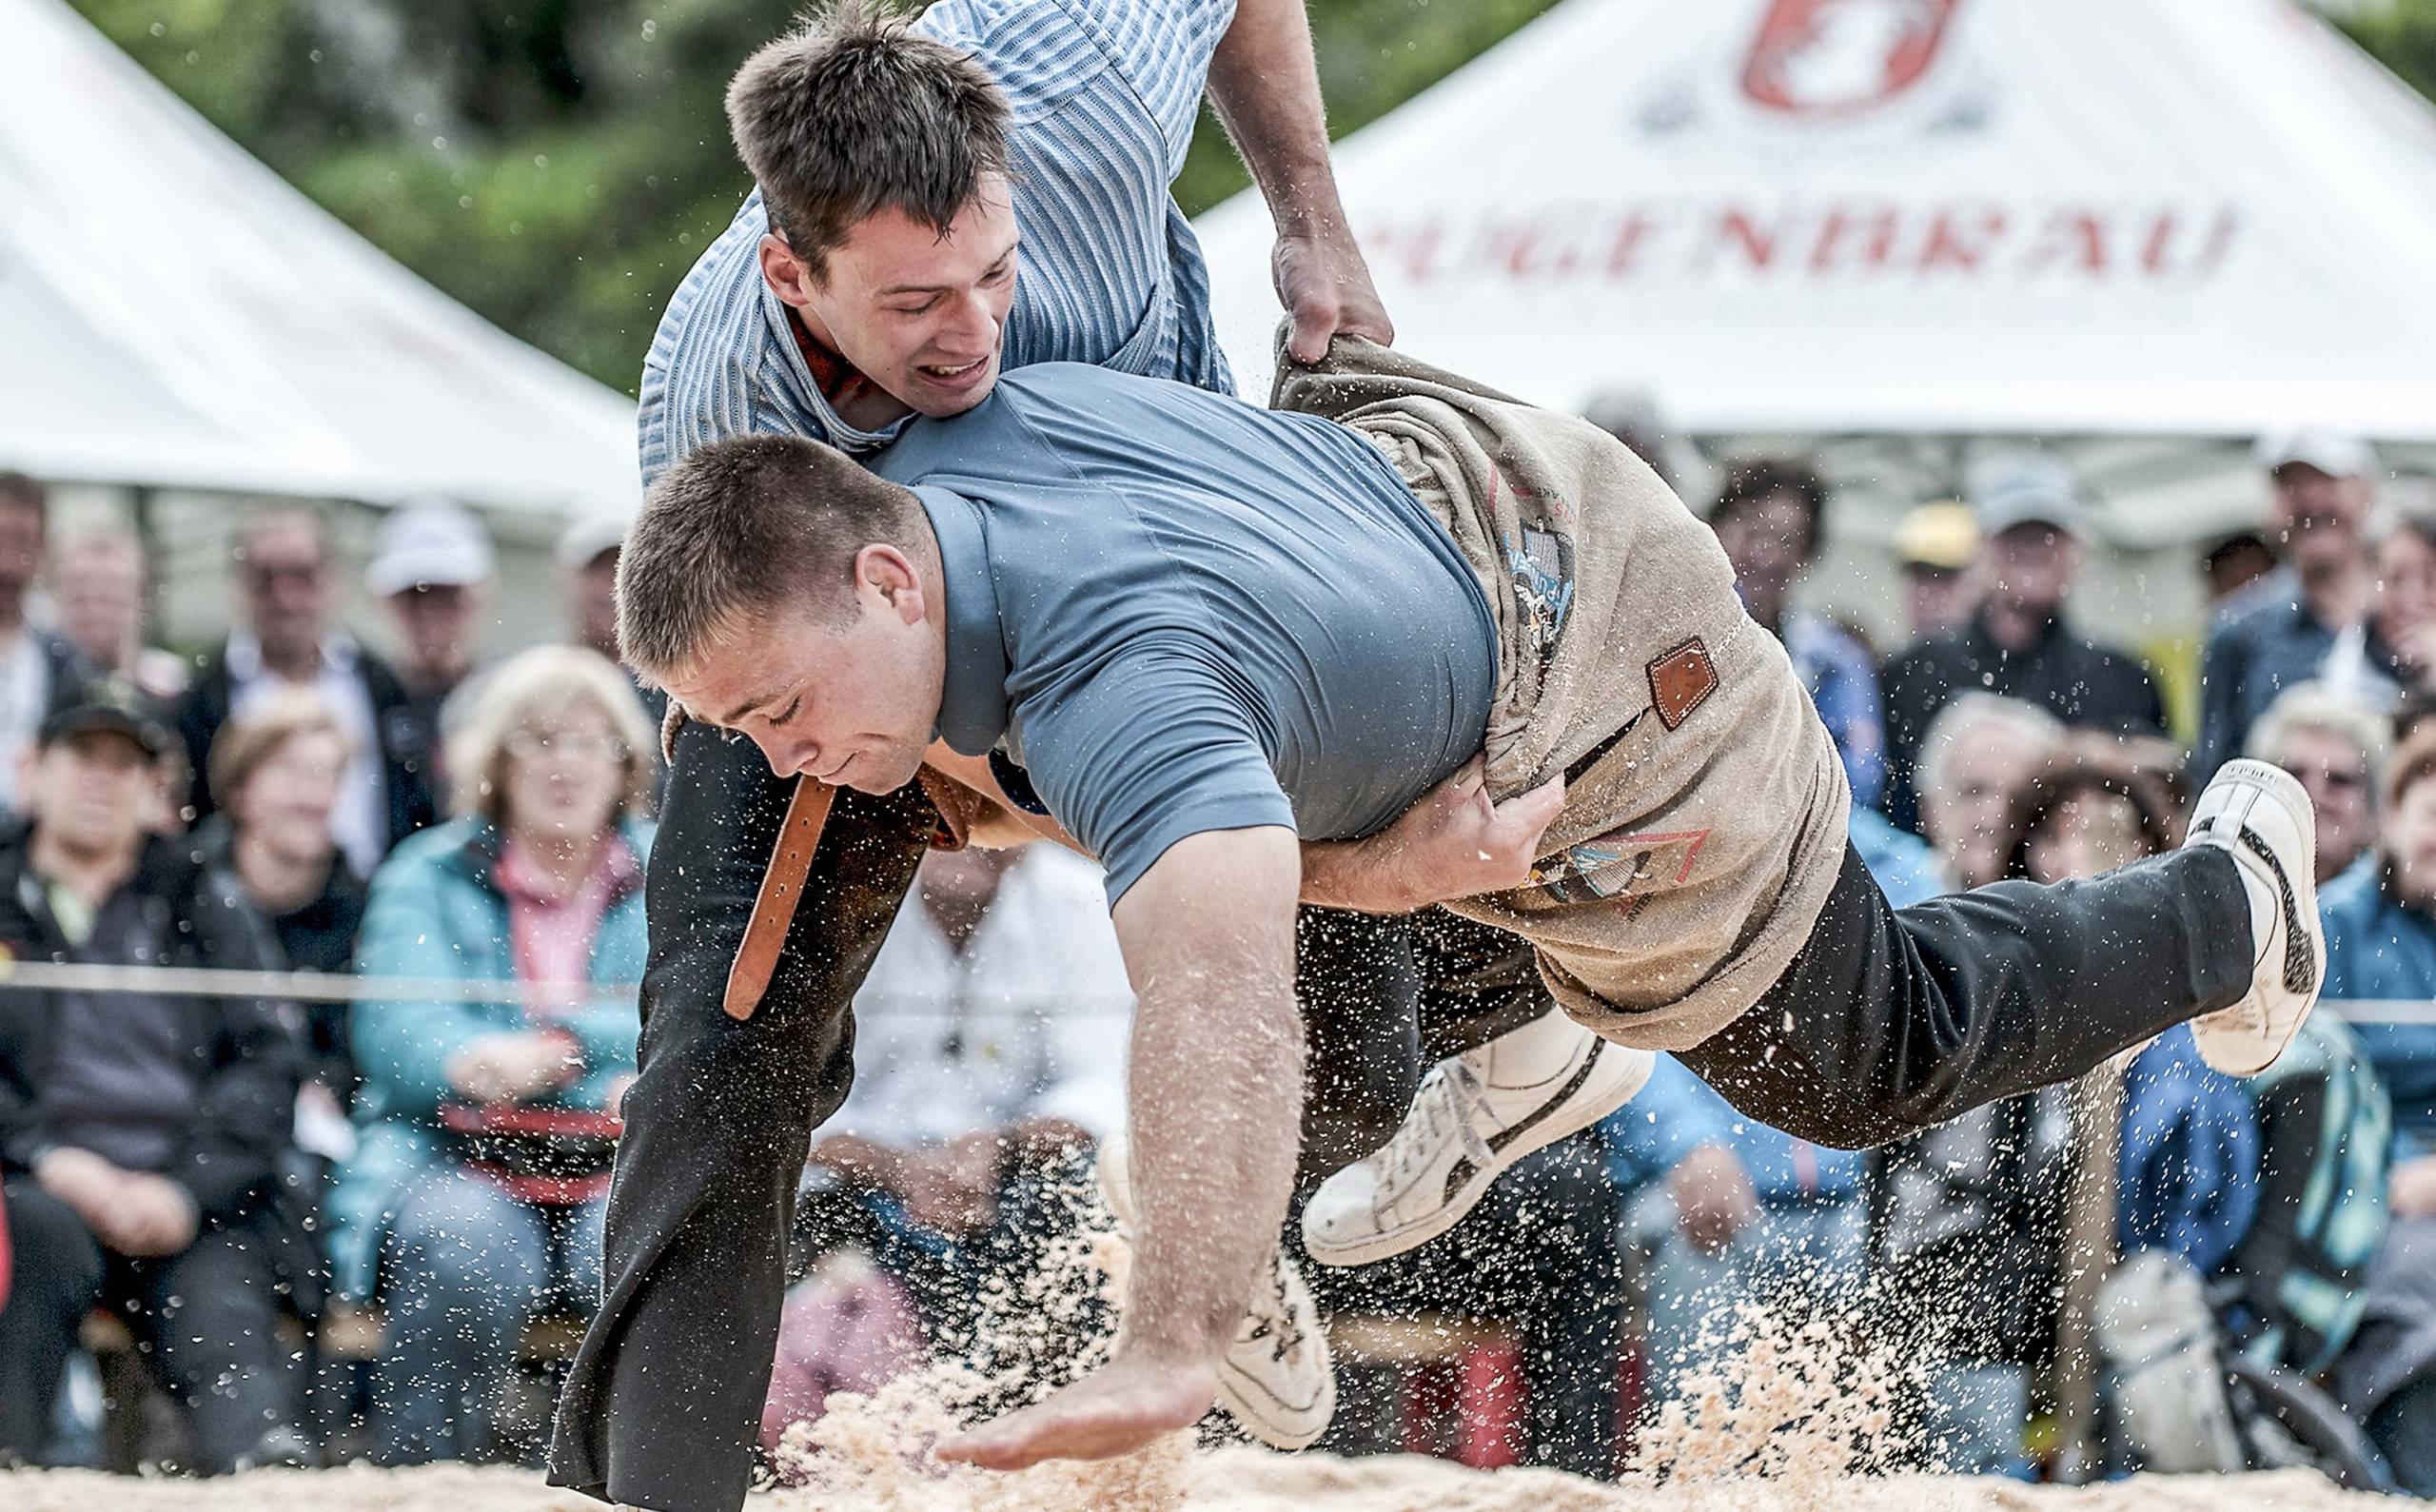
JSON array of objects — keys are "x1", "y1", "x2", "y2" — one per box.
[
  {"x1": 1196, "y1": 0, "x2": 2436, "y2": 453},
  {"x1": 0, "y1": 0, "x2": 638, "y2": 511}
]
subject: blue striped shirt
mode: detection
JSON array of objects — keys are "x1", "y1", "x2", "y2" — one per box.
[{"x1": 638, "y1": 0, "x2": 1240, "y2": 482}]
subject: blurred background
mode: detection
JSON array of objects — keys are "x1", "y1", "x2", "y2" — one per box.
[
  {"x1": 1, "y1": 0, "x2": 2431, "y2": 713},
  {"x1": 5, "y1": 0, "x2": 2436, "y2": 1495}
]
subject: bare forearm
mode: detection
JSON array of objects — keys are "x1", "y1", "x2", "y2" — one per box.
[
  {"x1": 1298, "y1": 837, "x2": 1415, "y2": 913},
  {"x1": 1207, "y1": 0, "x2": 1346, "y2": 236},
  {"x1": 1298, "y1": 761, "x2": 1567, "y2": 913},
  {"x1": 1111, "y1": 828, "x2": 1305, "y2": 1362},
  {"x1": 935, "y1": 829, "x2": 1301, "y2": 1469},
  {"x1": 1123, "y1": 964, "x2": 1303, "y2": 1358}
]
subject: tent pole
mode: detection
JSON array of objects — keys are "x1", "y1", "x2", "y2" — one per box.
[{"x1": 129, "y1": 484, "x2": 159, "y2": 636}]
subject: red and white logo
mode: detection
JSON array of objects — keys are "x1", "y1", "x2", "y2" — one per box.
[{"x1": 1740, "y1": 0, "x2": 1962, "y2": 117}]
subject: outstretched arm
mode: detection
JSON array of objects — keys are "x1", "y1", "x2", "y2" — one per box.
[
  {"x1": 1207, "y1": 0, "x2": 1392, "y2": 362},
  {"x1": 927, "y1": 745, "x2": 1565, "y2": 912},
  {"x1": 939, "y1": 825, "x2": 1305, "y2": 1469}
]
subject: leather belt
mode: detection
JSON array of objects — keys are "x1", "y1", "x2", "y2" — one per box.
[
  {"x1": 722, "y1": 777, "x2": 835, "y2": 1020},
  {"x1": 719, "y1": 766, "x2": 981, "y2": 1021}
]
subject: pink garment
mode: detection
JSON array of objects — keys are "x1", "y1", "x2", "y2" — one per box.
[
  {"x1": 495, "y1": 832, "x2": 638, "y2": 1016},
  {"x1": 759, "y1": 1259, "x2": 927, "y2": 1465}
]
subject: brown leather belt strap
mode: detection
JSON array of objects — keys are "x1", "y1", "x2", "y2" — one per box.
[{"x1": 722, "y1": 776, "x2": 835, "y2": 1021}]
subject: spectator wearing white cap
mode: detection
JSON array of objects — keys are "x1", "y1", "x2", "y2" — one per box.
[
  {"x1": 369, "y1": 500, "x2": 497, "y2": 791},
  {"x1": 2192, "y1": 428, "x2": 2378, "y2": 784},
  {"x1": 1882, "y1": 453, "x2": 2165, "y2": 833},
  {"x1": 557, "y1": 501, "x2": 664, "y2": 725}
]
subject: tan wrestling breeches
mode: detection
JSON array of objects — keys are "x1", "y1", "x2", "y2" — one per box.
[{"x1": 1272, "y1": 337, "x2": 1850, "y2": 1052}]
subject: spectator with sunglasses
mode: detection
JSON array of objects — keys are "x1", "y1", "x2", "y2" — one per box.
[
  {"x1": 331, "y1": 646, "x2": 656, "y2": 1464},
  {"x1": 176, "y1": 509, "x2": 438, "y2": 876},
  {"x1": 2247, "y1": 684, "x2": 2388, "y2": 886}
]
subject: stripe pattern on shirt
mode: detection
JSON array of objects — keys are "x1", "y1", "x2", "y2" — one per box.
[{"x1": 638, "y1": 0, "x2": 1240, "y2": 482}]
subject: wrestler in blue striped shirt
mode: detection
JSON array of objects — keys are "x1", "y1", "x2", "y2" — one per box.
[
  {"x1": 554, "y1": 6, "x2": 1391, "y2": 1508},
  {"x1": 638, "y1": 0, "x2": 1389, "y2": 481}
]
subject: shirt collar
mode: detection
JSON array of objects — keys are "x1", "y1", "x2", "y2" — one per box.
[
  {"x1": 225, "y1": 624, "x2": 358, "y2": 683},
  {"x1": 914, "y1": 485, "x2": 1010, "y2": 756},
  {"x1": 754, "y1": 275, "x2": 910, "y2": 458}
]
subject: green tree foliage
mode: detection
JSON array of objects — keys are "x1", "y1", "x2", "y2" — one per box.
[
  {"x1": 2338, "y1": 0, "x2": 2436, "y2": 105},
  {"x1": 65, "y1": 0, "x2": 1562, "y2": 393},
  {"x1": 65, "y1": 0, "x2": 2436, "y2": 395}
]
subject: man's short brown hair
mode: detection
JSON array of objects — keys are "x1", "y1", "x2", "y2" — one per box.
[
  {"x1": 726, "y1": 1, "x2": 1011, "y2": 277},
  {"x1": 618, "y1": 434, "x2": 927, "y2": 680},
  {"x1": 0, "y1": 472, "x2": 47, "y2": 521}
]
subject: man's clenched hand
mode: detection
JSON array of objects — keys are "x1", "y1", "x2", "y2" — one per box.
[
  {"x1": 1302, "y1": 758, "x2": 1567, "y2": 913},
  {"x1": 1274, "y1": 225, "x2": 1394, "y2": 364}
]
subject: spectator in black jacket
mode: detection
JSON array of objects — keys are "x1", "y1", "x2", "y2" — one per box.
[
  {"x1": 202, "y1": 692, "x2": 372, "y2": 1107},
  {"x1": 0, "y1": 683, "x2": 307, "y2": 1472},
  {"x1": 1883, "y1": 454, "x2": 2165, "y2": 833},
  {"x1": 0, "y1": 475, "x2": 93, "y2": 819},
  {"x1": 176, "y1": 509, "x2": 437, "y2": 876}
]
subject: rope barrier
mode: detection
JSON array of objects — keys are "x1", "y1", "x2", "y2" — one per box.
[
  {"x1": 0, "y1": 958, "x2": 627, "y2": 1006},
  {"x1": 2, "y1": 952, "x2": 2431, "y2": 1024},
  {"x1": 0, "y1": 955, "x2": 1136, "y2": 1014}
]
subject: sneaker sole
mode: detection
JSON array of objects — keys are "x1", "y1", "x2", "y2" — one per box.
[
  {"x1": 1304, "y1": 1039, "x2": 1653, "y2": 1267},
  {"x1": 1098, "y1": 1139, "x2": 1337, "y2": 1449},
  {"x1": 2195, "y1": 760, "x2": 2324, "y2": 1076}
]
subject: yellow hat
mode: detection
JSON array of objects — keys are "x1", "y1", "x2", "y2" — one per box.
[{"x1": 1893, "y1": 501, "x2": 1977, "y2": 572}]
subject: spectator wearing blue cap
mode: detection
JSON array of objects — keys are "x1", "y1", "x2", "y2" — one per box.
[{"x1": 1882, "y1": 453, "x2": 2166, "y2": 834}]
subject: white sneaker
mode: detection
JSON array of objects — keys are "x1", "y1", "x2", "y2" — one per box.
[
  {"x1": 1094, "y1": 1136, "x2": 1335, "y2": 1451},
  {"x1": 1301, "y1": 1010, "x2": 1655, "y2": 1267},
  {"x1": 2184, "y1": 758, "x2": 2324, "y2": 1076}
]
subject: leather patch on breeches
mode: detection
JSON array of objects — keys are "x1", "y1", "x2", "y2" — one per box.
[{"x1": 1646, "y1": 638, "x2": 1718, "y2": 731}]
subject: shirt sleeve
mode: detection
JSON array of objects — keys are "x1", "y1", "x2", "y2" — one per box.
[
  {"x1": 1043, "y1": 0, "x2": 1236, "y2": 172},
  {"x1": 637, "y1": 195, "x2": 792, "y2": 487},
  {"x1": 1017, "y1": 645, "x2": 1294, "y2": 905}
]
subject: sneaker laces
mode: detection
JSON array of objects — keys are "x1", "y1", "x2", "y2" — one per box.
[
  {"x1": 1240, "y1": 1253, "x2": 1307, "y2": 1365},
  {"x1": 1379, "y1": 1060, "x2": 1483, "y2": 1196}
]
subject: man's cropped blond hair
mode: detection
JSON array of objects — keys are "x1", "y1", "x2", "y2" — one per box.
[{"x1": 726, "y1": 0, "x2": 1011, "y2": 277}]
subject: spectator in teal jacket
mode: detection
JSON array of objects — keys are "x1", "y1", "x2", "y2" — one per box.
[
  {"x1": 330, "y1": 646, "x2": 658, "y2": 1465},
  {"x1": 2319, "y1": 729, "x2": 2436, "y2": 1494}
]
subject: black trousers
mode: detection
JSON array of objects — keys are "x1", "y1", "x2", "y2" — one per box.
[
  {"x1": 0, "y1": 1180, "x2": 295, "y2": 1473},
  {"x1": 1680, "y1": 842, "x2": 2252, "y2": 1150},
  {"x1": 550, "y1": 726, "x2": 2253, "y2": 1510}
]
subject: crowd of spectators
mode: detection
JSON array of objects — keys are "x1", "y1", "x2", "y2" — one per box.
[
  {"x1": 1608, "y1": 422, "x2": 2435, "y2": 1491},
  {"x1": 0, "y1": 475, "x2": 667, "y2": 1471},
  {"x1": 1, "y1": 407, "x2": 2433, "y2": 1492}
]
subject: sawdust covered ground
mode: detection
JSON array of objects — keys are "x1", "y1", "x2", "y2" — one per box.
[
  {"x1": 10, "y1": 1178, "x2": 2372, "y2": 1511},
  {"x1": 0, "y1": 1454, "x2": 2379, "y2": 1511}
]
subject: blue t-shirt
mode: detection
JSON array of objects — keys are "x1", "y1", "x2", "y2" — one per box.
[{"x1": 872, "y1": 364, "x2": 1498, "y2": 902}]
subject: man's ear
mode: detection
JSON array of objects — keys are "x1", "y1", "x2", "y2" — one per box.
[
  {"x1": 856, "y1": 544, "x2": 926, "y2": 624},
  {"x1": 758, "y1": 232, "x2": 817, "y2": 308}
]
